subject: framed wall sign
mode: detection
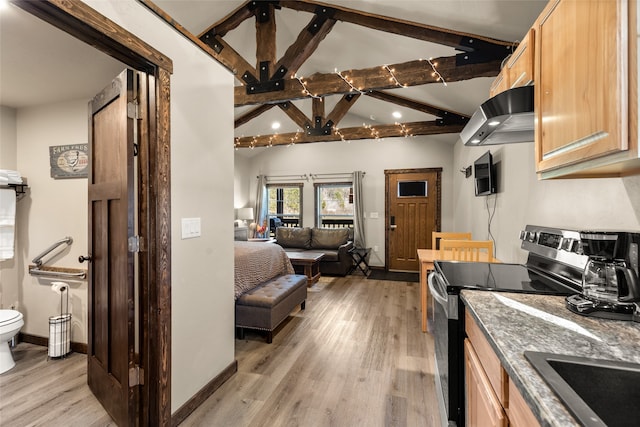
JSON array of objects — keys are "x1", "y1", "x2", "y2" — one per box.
[{"x1": 49, "y1": 144, "x2": 89, "y2": 179}]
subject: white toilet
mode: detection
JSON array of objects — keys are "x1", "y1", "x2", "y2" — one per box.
[{"x1": 0, "y1": 309, "x2": 24, "y2": 374}]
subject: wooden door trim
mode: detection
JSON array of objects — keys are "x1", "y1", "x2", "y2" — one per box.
[
  {"x1": 384, "y1": 168, "x2": 442, "y2": 270},
  {"x1": 11, "y1": 1, "x2": 173, "y2": 425}
]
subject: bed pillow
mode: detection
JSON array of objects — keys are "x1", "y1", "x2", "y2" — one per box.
[
  {"x1": 276, "y1": 227, "x2": 312, "y2": 249},
  {"x1": 311, "y1": 228, "x2": 349, "y2": 249}
]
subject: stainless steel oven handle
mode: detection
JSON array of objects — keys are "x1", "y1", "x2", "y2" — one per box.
[{"x1": 428, "y1": 271, "x2": 449, "y2": 307}]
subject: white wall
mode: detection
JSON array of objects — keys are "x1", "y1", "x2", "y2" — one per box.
[
  {"x1": 234, "y1": 136, "x2": 640, "y2": 267},
  {"x1": 0, "y1": 106, "x2": 18, "y2": 308},
  {"x1": 83, "y1": 0, "x2": 236, "y2": 412},
  {"x1": 234, "y1": 153, "x2": 252, "y2": 210},
  {"x1": 235, "y1": 136, "x2": 455, "y2": 266},
  {"x1": 11, "y1": 100, "x2": 89, "y2": 342},
  {"x1": 452, "y1": 141, "x2": 640, "y2": 263}
]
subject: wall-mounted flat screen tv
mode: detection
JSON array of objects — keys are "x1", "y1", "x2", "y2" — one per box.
[{"x1": 474, "y1": 150, "x2": 497, "y2": 196}]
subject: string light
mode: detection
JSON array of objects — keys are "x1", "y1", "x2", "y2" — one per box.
[
  {"x1": 395, "y1": 122, "x2": 413, "y2": 138},
  {"x1": 363, "y1": 123, "x2": 380, "y2": 140},
  {"x1": 288, "y1": 130, "x2": 301, "y2": 147},
  {"x1": 292, "y1": 74, "x2": 322, "y2": 99},
  {"x1": 333, "y1": 126, "x2": 348, "y2": 142},
  {"x1": 335, "y1": 68, "x2": 365, "y2": 94},
  {"x1": 383, "y1": 65, "x2": 408, "y2": 88},
  {"x1": 425, "y1": 58, "x2": 447, "y2": 86}
]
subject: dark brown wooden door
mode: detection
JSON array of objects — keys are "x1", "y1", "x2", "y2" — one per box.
[
  {"x1": 386, "y1": 169, "x2": 441, "y2": 271},
  {"x1": 87, "y1": 69, "x2": 138, "y2": 426}
]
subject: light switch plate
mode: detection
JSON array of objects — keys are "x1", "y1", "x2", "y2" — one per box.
[
  {"x1": 370, "y1": 212, "x2": 379, "y2": 219},
  {"x1": 181, "y1": 218, "x2": 201, "y2": 239}
]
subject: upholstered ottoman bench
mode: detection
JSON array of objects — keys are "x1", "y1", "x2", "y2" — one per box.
[{"x1": 235, "y1": 274, "x2": 308, "y2": 343}]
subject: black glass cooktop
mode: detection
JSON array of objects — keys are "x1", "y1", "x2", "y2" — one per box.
[{"x1": 434, "y1": 261, "x2": 581, "y2": 295}]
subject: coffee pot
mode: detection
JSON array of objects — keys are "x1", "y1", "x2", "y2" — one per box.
[{"x1": 566, "y1": 231, "x2": 640, "y2": 321}]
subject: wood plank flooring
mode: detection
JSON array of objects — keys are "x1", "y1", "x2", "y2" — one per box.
[
  {"x1": 0, "y1": 344, "x2": 114, "y2": 426},
  {"x1": 182, "y1": 275, "x2": 440, "y2": 427},
  {"x1": 0, "y1": 275, "x2": 440, "y2": 427}
]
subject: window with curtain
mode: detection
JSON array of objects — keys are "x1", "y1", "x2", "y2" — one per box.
[
  {"x1": 314, "y1": 182, "x2": 354, "y2": 228},
  {"x1": 267, "y1": 184, "x2": 303, "y2": 228}
]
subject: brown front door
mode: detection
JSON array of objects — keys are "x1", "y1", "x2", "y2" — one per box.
[
  {"x1": 87, "y1": 69, "x2": 139, "y2": 426},
  {"x1": 386, "y1": 169, "x2": 441, "y2": 271}
]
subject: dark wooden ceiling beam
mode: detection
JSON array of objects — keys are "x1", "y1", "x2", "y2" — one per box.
[
  {"x1": 235, "y1": 104, "x2": 276, "y2": 128},
  {"x1": 198, "y1": 0, "x2": 256, "y2": 38},
  {"x1": 282, "y1": 0, "x2": 513, "y2": 51},
  {"x1": 366, "y1": 90, "x2": 469, "y2": 122},
  {"x1": 326, "y1": 94, "x2": 360, "y2": 126},
  {"x1": 235, "y1": 55, "x2": 501, "y2": 106},
  {"x1": 235, "y1": 120, "x2": 465, "y2": 147},
  {"x1": 201, "y1": 33, "x2": 256, "y2": 78},
  {"x1": 255, "y1": 2, "x2": 277, "y2": 71},
  {"x1": 278, "y1": 101, "x2": 313, "y2": 130},
  {"x1": 272, "y1": 14, "x2": 336, "y2": 79}
]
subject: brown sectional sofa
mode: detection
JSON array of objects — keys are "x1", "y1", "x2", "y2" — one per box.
[{"x1": 275, "y1": 227, "x2": 354, "y2": 276}]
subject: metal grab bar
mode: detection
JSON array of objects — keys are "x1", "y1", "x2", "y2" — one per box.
[
  {"x1": 28, "y1": 266, "x2": 86, "y2": 280},
  {"x1": 32, "y1": 236, "x2": 73, "y2": 267}
]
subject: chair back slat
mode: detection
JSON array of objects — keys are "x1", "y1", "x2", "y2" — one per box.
[
  {"x1": 439, "y1": 239, "x2": 494, "y2": 262},
  {"x1": 432, "y1": 232, "x2": 472, "y2": 250}
]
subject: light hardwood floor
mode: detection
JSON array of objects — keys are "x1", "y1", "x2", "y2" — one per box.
[{"x1": 0, "y1": 275, "x2": 440, "y2": 427}]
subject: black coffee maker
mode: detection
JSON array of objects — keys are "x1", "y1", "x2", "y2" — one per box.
[{"x1": 566, "y1": 231, "x2": 640, "y2": 321}]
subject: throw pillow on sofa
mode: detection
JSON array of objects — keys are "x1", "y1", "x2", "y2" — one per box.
[
  {"x1": 311, "y1": 228, "x2": 349, "y2": 249},
  {"x1": 276, "y1": 227, "x2": 312, "y2": 249}
]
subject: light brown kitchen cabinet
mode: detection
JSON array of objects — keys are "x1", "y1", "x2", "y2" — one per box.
[
  {"x1": 465, "y1": 311, "x2": 541, "y2": 427},
  {"x1": 464, "y1": 340, "x2": 507, "y2": 427},
  {"x1": 535, "y1": 0, "x2": 640, "y2": 178},
  {"x1": 489, "y1": 28, "x2": 535, "y2": 98},
  {"x1": 508, "y1": 378, "x2": 542, "y2": 427}
]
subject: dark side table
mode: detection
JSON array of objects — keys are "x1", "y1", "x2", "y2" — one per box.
[{"x1": 349, "y1": 247, "x2": 371, "y2": 276}]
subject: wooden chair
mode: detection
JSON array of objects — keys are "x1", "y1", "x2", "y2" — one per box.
[
  {"x1": 431, "y1": 232, "x2": 472, "y2": 250},
  {"x1": 439, "y1": 239, "x2": 494, "y2": 262}
]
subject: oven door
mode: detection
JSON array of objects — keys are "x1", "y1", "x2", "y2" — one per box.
[{"x1": 429, "y1": 270, "x2": 464, "y2": 427}]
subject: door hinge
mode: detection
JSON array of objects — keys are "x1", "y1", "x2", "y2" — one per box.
[
  {"x1": 127, "y1": 100, "x2": 141, "y2": 120},
  {"x1": 129, "y1": 365, "x2": 144, "y2": 387},
  {"x1": 128, "y1": 235, "x2": 144, "y2": 252}
]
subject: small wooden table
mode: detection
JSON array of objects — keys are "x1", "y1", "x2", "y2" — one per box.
[
  {"x1": 286, "y1": 252, "x2": 325, "y2": 286},
  {"x1": 417, "y1": 249, "x2": 500, "y2": 333}
]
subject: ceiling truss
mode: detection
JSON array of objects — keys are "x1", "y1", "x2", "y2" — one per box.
[{"x1": 146, "y1": 0, "x2": 516, "y2": 148}]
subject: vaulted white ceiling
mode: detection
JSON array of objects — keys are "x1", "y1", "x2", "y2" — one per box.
[{"x1": 0, "y1": 0, "x2": 547, "y2": 146}]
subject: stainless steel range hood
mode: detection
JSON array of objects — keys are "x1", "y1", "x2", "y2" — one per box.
[{"x1": 460, "y1": 85, "x2": 534, "y2": 146}]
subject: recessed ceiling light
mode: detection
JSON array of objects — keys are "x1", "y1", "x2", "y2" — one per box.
[
  {"x1": 271, "y1": 121, "x2": 281, "y2": 130},
  {"x1": 392, "y1": 111, "x2": 402, "y2": 119}
]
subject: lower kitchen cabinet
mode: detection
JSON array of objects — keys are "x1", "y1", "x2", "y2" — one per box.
[
  {"x1": 464, "y1": 340, "x2": 507, "y2": 427},
  {"x1": 465, "y1": 311, "x2": 541, "y2": 427}
]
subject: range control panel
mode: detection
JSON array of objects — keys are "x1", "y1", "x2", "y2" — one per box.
[
  {"x1": 519, "y1": 227, "x2": 582, "y2": 254},
  {"x1": 519, "y1": 225, "x2": 588, "y2": 271}
]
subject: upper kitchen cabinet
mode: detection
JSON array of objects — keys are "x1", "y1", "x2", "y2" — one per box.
[
  {"x1": 535, "y1": 0, "x2": 640, "y2": 178},
  {"x1": 489, "y1": 28, "x2": 535, "y2": 98}
]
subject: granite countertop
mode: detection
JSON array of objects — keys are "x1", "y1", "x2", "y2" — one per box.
[{"x1": 460, "y1": 290, "x2": 640, "y2": 427}]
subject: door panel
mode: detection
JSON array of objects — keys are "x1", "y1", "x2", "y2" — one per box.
[
  {"x1": 87, "y1": 68, "x2": 137, "y2": 426},
  {"x1": 386, "y1": 170, "x2": 440, "y2": 271}
]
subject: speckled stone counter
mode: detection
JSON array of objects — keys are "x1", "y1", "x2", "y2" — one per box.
[{"x1": 461, "y1": 290, "x2": 640, "y2": 427}]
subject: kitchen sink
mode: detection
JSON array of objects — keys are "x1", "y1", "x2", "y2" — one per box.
[{"x1": 524, "y1": 351, "x2": 640, "y2": 427}]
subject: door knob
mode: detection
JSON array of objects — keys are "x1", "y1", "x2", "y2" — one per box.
[
  {"x1": 390, "y1": 225, "x2": 397, "y2": 230},
  {"x1": 79, "y1": 255, "x2": 92, "y2": 263}
]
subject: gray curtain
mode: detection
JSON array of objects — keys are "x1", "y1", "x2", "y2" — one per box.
[
  {"x1": 254, "y1": 175, "x2": 268, "y2": 233},
  {"x1": 352, "y1": 171, "x2": 366, "y2": 248}
]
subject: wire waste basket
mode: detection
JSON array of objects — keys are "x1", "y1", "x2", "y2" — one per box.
[{"x1": 49, "y1": 282, "x2": 71, "y2": 358}]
